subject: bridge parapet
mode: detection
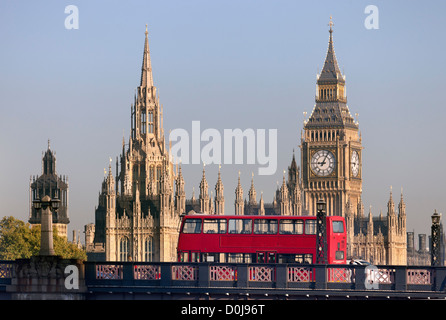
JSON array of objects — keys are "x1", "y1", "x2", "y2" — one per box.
[
  {"x1": 2, "y1": 261, "x2": 446, "y2": 299},
  {"x1": 84, "y1": 262, "x2": 446, "y2": 299}
]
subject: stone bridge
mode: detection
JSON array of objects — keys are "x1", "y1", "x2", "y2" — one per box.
[{"x1": 1, "y1": 257, "x2": 446, "y2": 300}]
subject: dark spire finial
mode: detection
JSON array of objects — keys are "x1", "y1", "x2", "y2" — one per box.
[{"x1": 317, "y1": 16, "x2": 343, "y2": 84}]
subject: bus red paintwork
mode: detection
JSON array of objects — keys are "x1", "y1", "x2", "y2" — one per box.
[{"x1": 177, "y1": 214, "x2": 346, "y2": 264}]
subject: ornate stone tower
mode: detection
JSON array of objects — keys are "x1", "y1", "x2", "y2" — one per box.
[
  {"x1": 199, "y1": 165, "x2": 210, "y2": 213},
  {"x1": 119, "y1": 25, "x2": 174, "y2": 199},
  {"x1": 235, "y1": 172, "x2": 244, "y2": 215},
  {"x1": 29, "y1": 141, "x2": 69, "y2": 238},
  {"x1": 87, "y1": 27, "x2": 181, "y2": 262},
  {"x1": 300, "y1": 19, "x2": 362, "y2": 217},
  {"x1": 386, "y1": 188, "x2": 407, "y2": 265},
  {"x1": 175, "y1": 165, "x2": 186, "y2": 215}
]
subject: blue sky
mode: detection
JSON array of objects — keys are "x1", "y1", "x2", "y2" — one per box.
[{"x1": 1, "y1": 1, "x2": 445, "y2": 243}]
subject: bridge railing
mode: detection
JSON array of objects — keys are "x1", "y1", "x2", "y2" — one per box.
[
  {"x1": 0, "y1": 261, "x2": 13, "y2": 286},
  {"x1": 84, "y1": 261, "x2": 446, "y2": 293},
  {"x1": 2, "y1": 260, "x2": 446, "y2": 294}
]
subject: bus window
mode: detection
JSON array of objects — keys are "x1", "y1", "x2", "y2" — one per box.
[
  {"x1": 256, "y1": 252, "x2": 265, "y2": 263},
  {"x1": 202, "y1": 253, "x2": 226, "y2": 263},
  {"x1": 278, "y1": 254, "x2": 312, "y2": 264},
  {"x1": 268, "y1": 252, "x2": 276, "y2": 263},
  {"x1": 203, "y1": 219, "x2": 227, "y2": 234},
  {"x1": 228, "y1": 219, "x2": 252, "y2": 234},
  {"x1": 256, "y1": 251, "x2": 276, "y2": 263},
  {"x1": 179, "y1": 252, "x2": 189, "y2": 262},
  {"x1": 304, "y1": 254, "x2": 313, "y2": 264},
  {"x1": 202, "y1": 253, "x2": 223, "y2": 262},
  {"x1": 191, "y1": 251, "x2": 201, "y2": 262},
  {"x1": 182, "y1": 219, "x2": 202, "y2": 234},
  {"x1": 204, "y1": 253, "x2": 215, "y2": 262},
  {"x1": 254, "y1": 219, "x2": 278, "y2": 234},
  {"x1": 228, "y1": 253, "x2": 244, "y2": 263},
  {"x1": 332, "y1": 220, "x2": 344, "y2": 233},
  {"x1": 228, "y1": 253, "x2": 252, "y2": 263},
  {"x1": 305, "y1": 220, "x2": 317, "y2": 235},
  {"x1": 279, "y1": 219, "x2": 303, "y2": 234}
]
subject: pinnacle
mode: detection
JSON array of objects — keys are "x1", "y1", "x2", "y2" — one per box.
[{"x1": 140, "y1": 26, "x2": 154, "y2": 88}]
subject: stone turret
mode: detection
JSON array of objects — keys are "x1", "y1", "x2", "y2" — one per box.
[
  {"x1": 214, "y1": 165, "x2": 225, "y2": 215},
  {"x1": 235, "y1": 172, "x2": 244, "y2": 215}
]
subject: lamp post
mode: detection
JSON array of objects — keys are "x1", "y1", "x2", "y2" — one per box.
[
  {"x1": 33, "y1": 195, "x2": 60, "y2": 256},
  {"x1": 316, "y1": 199, "x2": 327, "y2": 264},
  {"x1": 431, "y1": 210, "x2": 442, "y2": 266}
]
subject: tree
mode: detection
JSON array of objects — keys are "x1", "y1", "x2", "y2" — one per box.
[{"x1": 0, "y1": 216, "x2": 86, "y2": 260}]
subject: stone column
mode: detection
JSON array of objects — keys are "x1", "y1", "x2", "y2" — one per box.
[{"x1": 40, "y1": 195, "x2": 55, "y2": 256}]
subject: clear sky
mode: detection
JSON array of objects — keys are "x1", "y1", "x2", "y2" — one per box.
[{"x1": 1, "y1": 1, "x2": 445, "y2": 245}]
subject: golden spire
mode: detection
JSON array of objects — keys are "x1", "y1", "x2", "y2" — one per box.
[{"x1": 328, "y1": 16, "x2": 334, "y2": 32}]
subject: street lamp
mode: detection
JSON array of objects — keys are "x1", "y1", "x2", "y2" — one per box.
[
  {"x1": 431, "y1": 210, "x2": 442, "y2": 266},
  {"x1": 316, "y1": 199, "x2": 327, "y2": 264},
  {"x1": 317, "y1": 199, "x2": 326, "y2": 214},
  {"x1": 33, "y1": 195, "x2": 60, "y2": 256}
]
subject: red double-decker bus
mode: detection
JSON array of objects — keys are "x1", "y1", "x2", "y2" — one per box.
[{"x1": 177, "y1": 214, "x2": 346, "y2": 264}]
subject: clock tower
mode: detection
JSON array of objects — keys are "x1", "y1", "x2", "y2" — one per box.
[{"x1": 300, "y1": 19, "x2": 362, "y2": 217}]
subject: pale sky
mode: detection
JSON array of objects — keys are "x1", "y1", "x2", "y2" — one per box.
[{"x1": 1, "y1": 1, "x2": 445, "y2": 244}]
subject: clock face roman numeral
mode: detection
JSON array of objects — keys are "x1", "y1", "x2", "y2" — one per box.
[
  {"x1": 311, "y1": 150, "x2": 335, "y2": 176},
  {"x1": 351, "y1": 150, "x2": 360, "y2": 177}
]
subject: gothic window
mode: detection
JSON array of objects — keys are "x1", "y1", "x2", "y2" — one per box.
[
  {"x1": 119, "y1": 237, "x2": 130, "y2": 261},
  {"x1": 150, "y1": 166, "x2": 154, "y2": 181},
  {"x1": 131, "y1": 111, "x2": 135, "y2": 138},
  {"x1": 133, "y1": 166, "x2": 138, "y2": 182},
  {"x1": 148, "y1": 111, "x2": 154, "y2": 134},
  {"x1": 141, "y1": 112, "x2": 146, "y2": 134},
  {"x1": 156, "y1": 166, "x2": 161, "y2": 187},
  {"x1": 144, "y1": 237, "x2": 155, "y2": 262}
]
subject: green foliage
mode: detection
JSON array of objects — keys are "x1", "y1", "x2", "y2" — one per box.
[{"x1": 0, "y1": 216, "x2": 86, "y2": 260}]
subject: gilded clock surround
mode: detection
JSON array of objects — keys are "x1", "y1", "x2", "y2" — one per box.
[
  {"x1": 350, "y1": 149, "x2": 361, "y2": 178},
  {"x1": 309, "y1": 148, "x2": 337, "y2": 178}
]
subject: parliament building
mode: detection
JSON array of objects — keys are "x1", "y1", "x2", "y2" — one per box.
[{"x1": 85, "y1": 22, "x2": 407, "y2": 265}]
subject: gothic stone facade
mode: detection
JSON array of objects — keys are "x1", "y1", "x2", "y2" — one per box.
[
  {"x1": 86, "y1": 28, "x2": 182, "y2": 262},
  {"x1": 299, "y1": 22, "x2": 406, "y2": 265},
  {"x1": 86, "y1": 23, "x2": 407, "y2": 265}
]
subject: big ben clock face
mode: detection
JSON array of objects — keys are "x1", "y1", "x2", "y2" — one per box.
[
  {"x1": 351, "y1": 150, "x2": 360, "y2": 177},
  {"x1": 311, "y1": 150, "x2": 335, "y2": 176}
]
